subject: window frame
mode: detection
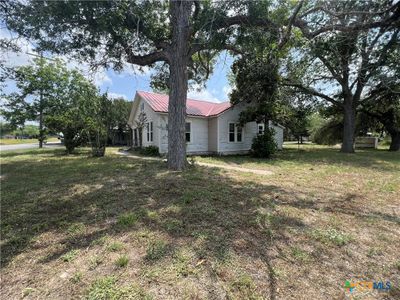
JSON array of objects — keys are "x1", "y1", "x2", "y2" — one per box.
[
  {"x1": 185, "y1": 121, "x2": 192, "y2": 143},
  {"x1": 258, "y1": 123, "x2": 265, "y2": 135},
  {"x1": 146, "y1": 121, "x2": 153, "y2": 142},
  {"x1": 228, "y1": 122, "x2": 244, "y2": 143}
]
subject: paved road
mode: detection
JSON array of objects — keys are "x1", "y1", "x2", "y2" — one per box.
[{"x1": 0, "y1": 142, "x2": 63, "y2": 151}]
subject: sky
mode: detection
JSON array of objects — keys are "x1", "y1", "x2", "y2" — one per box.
[{"x1": 1, "y1": 27, "x2": 235, "y2": 105}]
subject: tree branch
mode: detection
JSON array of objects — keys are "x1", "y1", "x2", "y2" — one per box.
[
  {"x1": 125, "y1": 50, "x2": 168, "y2": 66},
  {"x1": 294, "y1": 3, "x2": 400, "y2": 38},
  {"x1": 283, "y1": 80, "x2": 341, "y2": 106},
  {"x1": 278, "y1": 0, "x2": 304, "y2": 49}
]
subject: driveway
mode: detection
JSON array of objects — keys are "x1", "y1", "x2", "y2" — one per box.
[{"x1": 0, "y1": 142, "x2": 63, "y2": 151}]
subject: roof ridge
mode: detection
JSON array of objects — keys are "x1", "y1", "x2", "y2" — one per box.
[{"x1": 138, "y1": 90, "x2": 229, "y2": 105}]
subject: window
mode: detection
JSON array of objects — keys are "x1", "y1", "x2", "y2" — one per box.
[
  {"x1": 185, "y1": 122, "x2": 191, "y2": 142},
  {"x1": 258, "y1": 124, "x2": 264, "y2": 135},
  {"x1": 147, "y1": 122, "x2": 153, "y2": 142},
  {"x1": 229, "y1": 123, "x2": 235, "y2": 142},
  {"x1": 237, "y1": 126, "x2": 242, "y2": 142},
  {"x1": 229, "y1": 123, "x2": 243, "y2": 142},
  {"x1": 140, "y1": 102, "x2": 145, "y2": 111}
]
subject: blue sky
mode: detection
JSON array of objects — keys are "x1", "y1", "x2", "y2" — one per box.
[
  {"x1": 96, "y1": 52, "x2": 234, "y2": 103},
  {"x1": 1, "y1": 24, "x2": 235, "y2": 104}
]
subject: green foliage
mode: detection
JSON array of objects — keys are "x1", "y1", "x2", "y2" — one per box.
[
  {"x1": 311, "y1": 228, "x2": 352, "y2": 246},
  {"x1": 307, "y1": 113, "x2": 326, "y2": 141},
  {"x1": 0, "y1": 122, "x2": 14, "y2": 136},
  {"x1": 115, "y1": 255, "x2": 129, "y2": 268},
  {"x1": 250, "y1": 128, "x2": 277, "y2": 158},
  {"x1": 117, "y1": 212, "x2": 138, "y2": 228},
  {"x1": 290, "y1": 246, "x2": 311, "y2": 262},
  {"x1": 145, "y1": 240, "x2": 167, "y2": 261},
  {"x1": 42, "y1": 65, "x2": 110, "y2": 155},
  {"x1": 70, "y1": 272, "x2": 83, "y2": 284},
  {"x1": 2, "y1": 58, "x2": 70, "y2": 143},
  {"x1": 61, "y1": 249, "x2": 79, "y2": 262},
  {"x1": 0, "y1": 123, "x2": 40, "y2": 138},
  {"x1": 106, "y1": 242, "x2": 124, "y2": 252},
  {"x1": 139, "y1": 146, "x2": 159, "y2": 157},
  {"x1": 107, "y1": 98, "x2": 132, "y2": 145},
  {"x1": 231, "y1": 57, "x2": 281, "y2": 126},
  {"x1": 84, "y1": 93, "x2": 111, "y2": 157},
  {"x1": 86, "y1": 277, "x2": 118, "y2": 300},
  {"x1": 284, "y1": 99, "x2": 313, "y2": 141},
  {"x1": 312, "y1": 118, "x2": 343, "y2": 145},
  {"x1": 86, "y1": 276, "x2": 152, "y2": 300}
]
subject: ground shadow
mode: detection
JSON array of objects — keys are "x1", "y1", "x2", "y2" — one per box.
[
  {"x1": 198, "y1": 146, "x2": 400, "y2": 172},
  {"x1": 1, "y1": 149, "x2": 398, "y2": 299},
  {"x1": 0, "y1": 150, "x2": 311, "y2": 299}
]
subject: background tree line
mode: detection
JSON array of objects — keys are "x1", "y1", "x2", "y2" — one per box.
[
  {"x1": 1, "y1": 58, "x2": 132, "y2": 155},
  {"x1": 1, "y1": 0, "x2": 399, "y2": 168}
]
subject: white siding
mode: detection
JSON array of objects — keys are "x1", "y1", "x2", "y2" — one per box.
[
  {"x1": 131, "y1": 98, "x2": 159, "y2": 148},
  {"x1": 270, "y1": 123, "x2": 284, "y2": 150},
  {"x1": 216, "y1": 104, "x2": 284, "y2": 154},
  {"x1": 158, "y1": 115, "x2": 209, "y2": 154},
  {"x1": 208, "y1": 117, "x2": 218, "y2": 152},
  {"x1": 217, "y1": 103, "x2": 255, "y2": 154}
]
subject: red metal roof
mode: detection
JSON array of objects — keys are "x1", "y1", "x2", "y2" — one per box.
[{"x1": 137, "y1": 91, "x2": 231, "y2": 117}]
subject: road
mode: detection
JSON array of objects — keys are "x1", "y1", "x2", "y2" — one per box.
[{"x1": 0, "y1": 142, "x2": 63, "y2": 151}]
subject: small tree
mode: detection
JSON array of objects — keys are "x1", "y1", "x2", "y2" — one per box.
[
  {"x1": 2, "y1": 57, "x2": 69, "y2": 147},
  {"x1": 135, "y1": 112, "x2": 147, "y2": 149},
  {"x1": 44, "y1": 68, "x2": 104, "y2": 154},
  {"x1": 107, "y1": 98, "x2": 132, "y2": 145},
  {"x1": 85, "y1": 93, "x2": 112, "y2": 157}
]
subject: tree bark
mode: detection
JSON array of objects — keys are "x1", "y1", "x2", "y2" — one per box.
[
  {"x1": 389, "y1": 131, "x2": 400, "y2": 151},
  {"x1": 341, "y1": 98, "x2": 356, "y2": 153},
  {"x1": 167, "y1": 1, "x2": 192, "y2": 171}
]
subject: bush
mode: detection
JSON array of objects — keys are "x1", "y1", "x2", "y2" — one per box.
[
  {"x1": 139, "y1": 145, "x2": 159, "y2": 156},
  {"x1": 312, "y1": 118, "x2": 342, "y2": 145},
  {"x1": 250, "y1": 128, "x2": 277, "y2": 158}
]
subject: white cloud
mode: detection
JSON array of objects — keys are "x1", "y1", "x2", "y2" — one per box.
[
  {"x1": 108, "y1": 92, "x2": 128, "y2": 100},
  {"x1": 187, "y1": 84, "x2": 222, "y2": 103},
  {"x1": 0, "y1": 29, "x2": 35, "y2": 68},
  {"x1": 222, "y1": 85, "x2": 232, "y2": 99},
  {"x1": 1, "y1": 29, "x2": 112, "y2": 88},
  {"x1": 120, "y1": 64, "x2": 152, "y2": 77}
]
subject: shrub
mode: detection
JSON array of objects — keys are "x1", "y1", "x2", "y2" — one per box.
[
  {"x1": 312, "y1": 118, "x2": 342, "y2": 145},
  {"x1": 115, "y1": 255, "x2": 129, "y2": 268},
  {"x1": 145, "y1": 240, "x2": 167, "y2": 261},
  {"x1": 61, "y1": 249, "x2": 79, "y2": 262},
  {"x1": 311, "y1": 228, "x2": 352, "y2": 246},
  {"x1": 117, "y1": 212, "x2": 138, "y2": 228},
  {"x1": 106, "y1": 241, "x2": 124, "y2": 252},
  {"x1": 139, "y1": 145, "x2": 159, "y2": 156},
  {"x1": 250, "y1": 128, "x2": 277, "y2": 158}
]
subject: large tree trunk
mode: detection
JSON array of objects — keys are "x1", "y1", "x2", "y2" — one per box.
[
  {"x1": 167, "y1": 1, "x2": 192, "y2": 171},
  {"x1": 389, "y1": 131, "x2": 400, "y2": 151},
  {"x1": 341, "y1": 99, "x2": 356, "y2": 153}
]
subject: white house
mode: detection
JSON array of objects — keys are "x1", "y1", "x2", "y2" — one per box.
[{"x1": 128, "y1": 91, "x2": 284, "y2": 155}]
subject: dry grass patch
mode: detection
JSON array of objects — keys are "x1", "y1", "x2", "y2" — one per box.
[{"x1": 1, "y1": 146, "x2": 399, "y2": 299}]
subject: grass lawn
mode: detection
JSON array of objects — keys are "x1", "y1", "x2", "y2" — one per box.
[
  {"x1": 0, "y1": 137, "x2": 59, "y2": 145},
  {"x1": 1, "y1": 145, "x2": 399, "y2": 299}
]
